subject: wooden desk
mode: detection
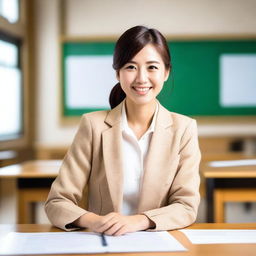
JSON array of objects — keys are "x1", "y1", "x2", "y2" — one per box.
[
  {"x1": 0, "y1": 160, "x2": 61, "y2": 223},
  {"x1": 0, "y1": 223, "x2": 255, "y2": 256},
  {"x1": 201, "y1": 162, "x2": 256, "y2": 222}
]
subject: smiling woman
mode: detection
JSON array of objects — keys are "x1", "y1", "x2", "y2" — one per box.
[
  {"x1": 109, "y1": 26, "x2": 171, "y2": 109},
  {"x1": 45, "y1": 26, "x2": 201, "y2": 236},
  {"x1": 117, "y1": 44, "x2": 169, "y2": 108}
]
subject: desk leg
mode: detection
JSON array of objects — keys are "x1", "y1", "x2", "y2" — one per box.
[
  {"x1": 17, "y1": 188, "x2": 50, "y2": 224},
  {"x1": 214, "y1": 188, "x2": 256, "y2": 223},
  {"x1": 214, "y1": 189, "x2": 225, "y2": 222},
  {"x1": 17, "y1": 188, "x2": 33, "y2": 224},
  {"x1": 206, "y1": 178, "x2": 215, "y2": 222},
  {"x1": 17, "y1": 178, "x2": 55, "y2": 224}
]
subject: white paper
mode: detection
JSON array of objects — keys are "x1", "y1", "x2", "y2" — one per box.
[
  {"x1": 34, "y1": 160, "x2": 62, "y2": 166},
  {"x1": 220, "y1": 54, "x2": 256, "y2": 107},
  {"x1": 180, "y1": 229, "x2": 256, "y2": 244},
  {"x1": 208, "y1": 159, "x2": 256, "y2": 167},
  {"x1": 65, "y1": 55, "x2": 117, "y2": 109},
  {"x1": 0, "y1": 231, "x2": 186, "y2": 255}
]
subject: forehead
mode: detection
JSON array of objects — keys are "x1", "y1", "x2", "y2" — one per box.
[{"x1": 131, "y1": 44, "x2": 164, "y2": 62}]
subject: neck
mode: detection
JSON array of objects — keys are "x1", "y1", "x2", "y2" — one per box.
[{"x1": 125, "y1": 99, "x2": 157, "y2": 129}]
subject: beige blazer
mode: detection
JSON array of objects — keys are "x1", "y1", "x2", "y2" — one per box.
[{"x1": 45, "y1": 101, "x2": 201, "y2": 231}]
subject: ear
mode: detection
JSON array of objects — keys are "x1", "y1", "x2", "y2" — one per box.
[
  {"x1": 116, "y1": 71, "x2": 120, "y2": 81},
  {"x1": 164, "y1": 68, "x2": 170, "y2": 82}
]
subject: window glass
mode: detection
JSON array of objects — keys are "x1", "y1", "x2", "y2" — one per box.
[
  {"x1": 0, "y1": 0, "x2": 19, "y2": 23},
  {"x1": 0, "y1": 40, "x2": 18, "y2": 66},
  {"x1": 0, "y1": 37, "x2": 22, "y2": 141}
]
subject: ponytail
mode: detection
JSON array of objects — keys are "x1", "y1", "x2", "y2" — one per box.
[{"x1": 109, "y1": 83, "x2": 126, "y2": 109}]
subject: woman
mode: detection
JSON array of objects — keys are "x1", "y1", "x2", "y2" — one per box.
[{"x1": 45, "y1": 26, "x2": 201, "y2": 236}]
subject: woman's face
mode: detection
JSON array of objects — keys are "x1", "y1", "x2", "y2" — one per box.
[{"x1": 117, "y1": 44, "x2": 169, "y2": 107}]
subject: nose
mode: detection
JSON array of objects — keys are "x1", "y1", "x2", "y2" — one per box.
[{"x1": 136, "y1": 68, "x2": 147, "y2": 84}]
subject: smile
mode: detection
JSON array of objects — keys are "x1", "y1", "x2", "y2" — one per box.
[{"x1": 133, "y1": 87, "x2": 152, "y2": 92}]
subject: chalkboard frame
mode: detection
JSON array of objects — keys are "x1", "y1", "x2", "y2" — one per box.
[{"x1": 60, "y1": 37, "x2": 256, "y2": 121}]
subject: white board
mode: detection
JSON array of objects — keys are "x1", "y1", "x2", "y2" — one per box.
[
  {"x1": 65, "y1": 55, "x2": 117, "y2": 109},
  {"x1": 220, "y1": 54, "x2": 256, "y2": 107}
]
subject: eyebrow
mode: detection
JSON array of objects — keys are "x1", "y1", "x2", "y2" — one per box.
[{"x1": 127, "y1": 60, "x2": 161, "y2": 64}]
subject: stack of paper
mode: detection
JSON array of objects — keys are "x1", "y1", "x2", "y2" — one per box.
[
  {"x1": 0, "y1": 231, "x2": 186, "y2": 255},
  {"x1": 180, "y1": 229, "x2": 256, "y2": 244},
  {"x1": 209, "y1": 159, "x2": 256, "y2": 167}
]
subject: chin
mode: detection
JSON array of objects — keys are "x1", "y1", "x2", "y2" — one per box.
[{"x1": 131, "y1": 97, "x2": 156, "y2": 106}]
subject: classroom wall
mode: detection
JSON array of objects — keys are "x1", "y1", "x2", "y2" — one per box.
[
  {"x1": 65, "y1": 0, "x2": 256, "y2": 36},
  {"x1": 34, "y1": 0, "x2": 256, "y2": 147}
]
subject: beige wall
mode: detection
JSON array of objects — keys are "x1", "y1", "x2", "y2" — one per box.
[
  {"x1": 34, "y1": 0, "x2": 256, "y2": 147},
  {"x1": 65, "y1": 0, "x2": 256, "y2": 36}
]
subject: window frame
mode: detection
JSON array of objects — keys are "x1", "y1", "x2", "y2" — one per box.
[{"x1": 0, "y1": 0, "x2": 33, "y2": 153}]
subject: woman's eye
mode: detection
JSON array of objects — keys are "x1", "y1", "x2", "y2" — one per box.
[
  {"x1": 148, "y1": 65, "x2": 158, "y2": 70},
  {"x1": 126, "y1": 65, "x2": 136, "y2": 70}
]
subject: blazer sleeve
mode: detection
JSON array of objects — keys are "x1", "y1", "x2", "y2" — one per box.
[
  {"x1": 44, "y1": 114, "x2": 92, "y2": 231},
  {"x1": 143, "y1": 119, "x2": 201, "y2": 231}
]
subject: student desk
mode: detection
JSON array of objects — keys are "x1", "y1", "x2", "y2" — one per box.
[
  {"x1": 0, "y1": 160, "x2": 61, "y2": 224},
  {"x1": 201, "y1": 162, "x2": 256, "y2": 222},
  {"x1": 0, "y1": 223, "x2": 255, "y2": 256}
]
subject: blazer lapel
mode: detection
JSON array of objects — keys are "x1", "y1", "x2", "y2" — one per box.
[
  {"x1": 138, "y1": 104, "x2": 175, "y2": 213},
  {"x1": 102, "y1": 102, "x2": 124, "y2": 212}
]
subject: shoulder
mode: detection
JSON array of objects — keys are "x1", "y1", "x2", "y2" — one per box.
[
  {"x1": 170, "y1": 111, "x2": 196, "y2": 127},
  {"x1": 80, "y1": 101, "x2": 123, "y2": 128},
  {"x1": 159, "y1": 104, "x2": 196, "y2": 129},
  {"x1": 82, "y1": 110, "x2": 110, "y2": 120},
  {"x1": 79, "y1": 102, "x2": 122, "y2": 127},
  {"x1": 159, "y1": 106, "x2": 199, "y2": 148},
  {"x1": 170, "y1": 112, "x2": 198, "y2": 138},
  {"x1": 80, "y1": 110, "x2": 111, "y2": 127}
]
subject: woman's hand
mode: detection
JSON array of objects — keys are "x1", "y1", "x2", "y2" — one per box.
[{"x1": 75, "y1": 212, "x2": 155, "y2": 236}]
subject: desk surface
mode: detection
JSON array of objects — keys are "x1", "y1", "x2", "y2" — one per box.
[
  {"x1": 2, "y1": 159, "x2": 256, "y2": 179},
  {"x1": 201, "y1": 162, "x2": 256, "y2": 178},
  {"x1": 0, "y1": 160, "x2": 61, "y2": 178},
  {"x1": 0, "y1": 223, "x2": 256, "y2": 256}
]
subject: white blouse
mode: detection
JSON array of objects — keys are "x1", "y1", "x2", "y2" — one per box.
[{"x1": 121, "y1": 101, "x2": 158, "y2": 215}]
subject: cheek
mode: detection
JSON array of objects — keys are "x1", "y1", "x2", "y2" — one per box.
[
  {"x1": 151, "y1": 72, "x2": 166, "y2": 85},
  {"x1": 119, "y1": 72, "x2": 135, "y2": 86}
]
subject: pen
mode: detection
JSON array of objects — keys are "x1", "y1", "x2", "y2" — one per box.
[{"x1": 101, "y1": 233, "x2": 108, "y2": 247}]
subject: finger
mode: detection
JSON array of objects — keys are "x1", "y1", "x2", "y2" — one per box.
[
  {"x1": 94, "y1": 213, "x2": 118, "y2": 231},
  {"x1": 104, "y1": 222, "x2": 124, "y2": 236},
  {"x1": 96, "y1": 214, "x2": 121, "y2": 233},
  {"x1": 113, "y1": 225, "x2": 129, "y2": 236}
]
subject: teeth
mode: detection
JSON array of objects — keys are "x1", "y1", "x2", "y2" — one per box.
[{"x1": 135, "y1": 87, "x2": 150, "y2": 92}]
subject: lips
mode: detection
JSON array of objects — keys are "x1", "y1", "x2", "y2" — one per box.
[{"x1": 132, "y1": 86, "x2": 152, "y2": 93}]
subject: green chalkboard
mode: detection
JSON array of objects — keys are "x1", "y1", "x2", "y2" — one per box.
[{"x1": 62, "y1": 39, "x2": 256, "y2": 117}]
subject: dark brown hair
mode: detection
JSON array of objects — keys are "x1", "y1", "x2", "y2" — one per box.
[{"x1": 109, "y1": 25, "x2": 171, "y2": 109}]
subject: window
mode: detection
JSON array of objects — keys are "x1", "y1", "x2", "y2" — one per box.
[
  {"x1": 0, "y1": 33, "x2": 22, "y2": 141},
  {"x1": 0, "y1": 0, "x2": 19, "y2": 23}
]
